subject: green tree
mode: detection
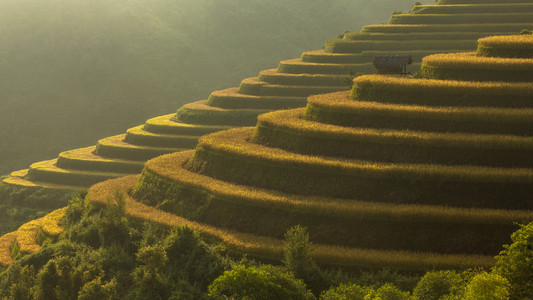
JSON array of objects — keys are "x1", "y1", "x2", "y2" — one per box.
[
  {"x1": 364, "y1": 283, "x2": 410, "y2": 300},
  {"x1": 4, "y1": 264, "x2": 35, "y2": 300},
  {"x1": 78, "y1": 277, "x2": 118, "y2": 300},
  {"x1": 97, "y1": 195, "x2": 130, "y2": 248},
  {"x1": 34, "y1": 260, "x2": 60, "y2": 300},
  {"x1": 412, "y1": 270, "x2": 464, "y2": 300},
  {"x1": 283, "y1": 225, "x2": 329, "y2": 294},
  {"x1": 208, "y1": 264, "x2": 315, "y2": 300},
  {"x1": 463, "y1": 272, "x2": 509, "y2": 300},
  {"x1": 131, "y1": 244, "x2": 170, "y2": 300},
  {"x1": 320, "y1": 283, "x2": 371, "y2": 300},
  {"x1": 493, "y1": 222, "x2": 533, "y2": 299},
  {"x1": 164, "y1": 226, "x2": 227, "y2": 290}
]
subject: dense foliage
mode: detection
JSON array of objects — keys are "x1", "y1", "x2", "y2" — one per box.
[
  {"x1": 0, "y1": 195, "x2": 230, "y2": 299},
  {"x1": 0, "y1": 189, "x2": 531, "y2": 299},
  {"x1": 0, "y1": 182, "x2": 70, "y2": 236}
]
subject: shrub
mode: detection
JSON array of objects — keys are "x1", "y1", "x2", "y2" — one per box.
[
  {"x1": 283, "y1": 225, "x2": 330, "y2": 295},
  {"x1": 365, "y1": 283, "x2": 410, "y2": 300},
  {"x1": 132, "y1": 244, "x2": 170, "y2": 300},
  {"x1": 463, "y1": 272, "x2": 510, "y2": 300},
  {"x1": 320, "y1": 283, "x2": 370, "y2": 300},
  {"x1": 493, "y1": 221, "x2": 533, "y2": 299},
  {"x1": 412, "y1": 270, "x2": 464, "y2": 300},
  {"x1": 96, "y1": 194, "x2": 130, "y2": 248},
  {"x1": 78, "y1": 277, "x2": 118, "y2": 300},
  {"x1": 0, "y1": 263, "x2": 35, "y2": 300},
  {"x1": 208, "y1": 264, "x2": 315, "y2": 300}
]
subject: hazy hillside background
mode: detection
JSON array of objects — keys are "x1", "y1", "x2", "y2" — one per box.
[{"x1": 0, "y1": 0, "x2": 431, "y2": 176}]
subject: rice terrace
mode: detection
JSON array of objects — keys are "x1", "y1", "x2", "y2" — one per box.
[{"x1": 0, "y1": 0, "x2": 533, "y2": 298}]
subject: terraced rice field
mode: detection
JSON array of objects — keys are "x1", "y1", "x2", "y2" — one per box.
[
  {"x1": 3, "y1": 0, "x2": 533, "y2": 193},
  {"x1": 3, "y1": 34, "x2": 532, "y2": 269},
  {"x1": 0, "y1": 208, "x2": 65, "y2": 267},
  {"x1": 122, "y1": 36, "x2": 533, "y2": 270}
]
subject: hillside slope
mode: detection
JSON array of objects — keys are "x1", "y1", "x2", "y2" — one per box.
[
  {"x1": 0, "y1": 0, "x2": 422, "y2": 175},
  {"x1": 4, "y1": 0, "x2": 532, "y2": 191}
]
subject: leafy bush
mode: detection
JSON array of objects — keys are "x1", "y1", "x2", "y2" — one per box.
[
  {"x1": 283, "y1": 225, "x2": 330, "y2": 295},
  {"x1": 463, "y1": 272, "x2": 510, "y2": 300},
  {"x1": 132, "y1": 244, "x2": 170, "y2": 300},
  {"x1": 365, "y1": 283, "x2": 410, "y2": 300},
  {"x1": 493, "y1": 221, "x2": 533, "y2": 299},
  {"x1": 208, "y1": 264, "x2": 315, "y2": 300},
  {"x1": 412, "y1": 270, "x2": 464, "y2": 300},
  {"x1": 320, "y1": 283, "x2": 370, "y2": 300}
]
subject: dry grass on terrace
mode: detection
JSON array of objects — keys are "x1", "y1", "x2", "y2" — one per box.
[
  {"x1": 88, "y1": 175, "x2": 284, "y2": 260},
  {"x1": 197, "y1": 127, "x2": 533, "y2": 183},
  {"x1": 0, "y1": 232, "x2": 17, "y2": 267},
  {"x1": 422, "y1": 52, "x2": 533, "y2": 69},
  {"x1": 258, "y1": 108, "x2": 533, "y2": 150},
  {"x1": 88, "y1": 175, "x2": 496, "y2": 270},
  {"x1": 41, "y1": 208, "x2": 67, "y2": 236},
  {"x1": 312, "y1": 90, "x2": 533, "y2": 124},
  {"x1": 478, "y1": 34, "x2": 533, "y2": 49},
  {"x1": 16, "y1": 219, "x2": 44, "y2": 254},
  {"x1": 143, "y1": 151, "x2": 533, "y2": 226},
  {"x1": 353, "y1": 74, "x2": 533, "y2": 96}
]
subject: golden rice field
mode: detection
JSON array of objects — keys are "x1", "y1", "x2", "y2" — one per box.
[
  {"x1": 192, "y1": 127, "x2": 533, "y2": 185},
  {"x1": 40, "y1": 207, "x2": 66, "y2": 237},
  {"x1": 422, "y1": 52, "x2": 533, "y2": 69},
  {"x1": 361, "y1": 23, "x2": 533, "y2": 34},
  {"x1": 478, "y1": 34, "x2": 533, "y2": 49},
  {"x1": 0, "y1": 232, "x2": 17, "y2": 267},
  {"x1": 352, "y1": 74, "x2": 533, "y2": 96},
  {"x1": 3, "y1": 0, "x2": 533, "y2": 272},
  {"x1": 437, "y1": 0, "x2": 533, "y2": 5},
  {"x1": 0, "y1": 207, "x2": 66, "y2": 267},
  {"x1": 140, "y1": 151, "x2": 533, "y2": 226},
  {"x1": 309, "y1": 91, "x2": 533, "y2": 124},
  {"x1": 255, "y1": 108, "x2": 533, "y2": 151},
  {"x1": 477, "y1": 34, "x2": 533, "y2": 58},
  {"x1": 91, "y1": 175, "x2": 497, "y2": 271}
]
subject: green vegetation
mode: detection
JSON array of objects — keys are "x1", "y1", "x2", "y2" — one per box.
[
  {"x1": 0, "y1": 182, "x2": 71, "y2": 236},
  {"x1": 464, "y1": 272, "x2": 510, "y2": 300},
  {"x1": 0, "y1": 194, "x2": 231, "y2": 299},
  {"x1": 494, "y1": 222, "x2": 533, "y2": 299},
  {"x1": 2, "y1": 1, "x2": 533, "y2": 297},
  {"x1": 208, "y1": 265, "x2": 315, "y2": 300},
  {"x1": 127, "y1": 33, "x2": 533, "y2": 285},
  {"x1": 0, "y1": 192, "x2": 531, "y2": 298}
]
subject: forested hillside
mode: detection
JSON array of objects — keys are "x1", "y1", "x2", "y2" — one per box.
[{"x1": 0, "y1": 0, "x2": 426, "y2": 176}]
